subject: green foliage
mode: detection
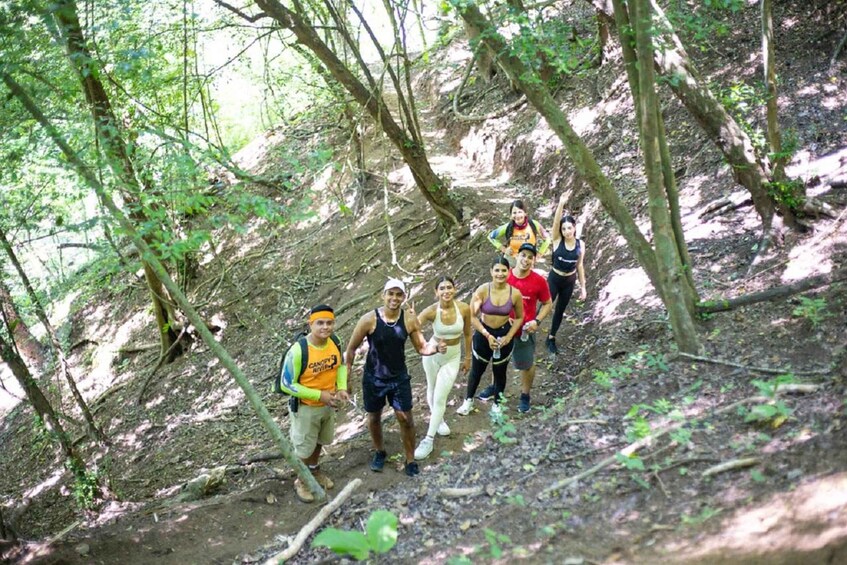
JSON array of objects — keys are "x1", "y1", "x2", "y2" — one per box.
[
  {"x1": 30, "y1": 414, "x2": 52, "y2": 453},
  {"x1": 65, "y1": 458, "x2": 102, "y2": 510},
  {"x1": 481, "y1": 528, "x2": 512, "y2": 560},
  {"x1": 765, "y1": 178, "x2": 805, "y2": 210},
  {"x1": 792, "y1": 296, "x2": 828, "y2": 328},
  {"x1": 625, "y1": 414, "x2": 651, "y2": 442},
  {"x1": 491, "y1": 405, "x2": 518, "y2": 445},
  {"x1": 311, "y1": 510, "x2": 398, "y2": 561},
  {"x1": 615, "y1": 453, "x2": 645, "y2": 471},
  {"x1": 666, "y1": 0, "x2": 744, "y2": 52},
  {"x1": 714, "y1": 80, "x2": 767, "y2": 142},
  {"x1": 738, "y1": 374, "x2": 797, "y2": 425}
]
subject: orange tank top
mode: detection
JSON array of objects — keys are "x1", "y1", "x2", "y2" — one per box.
[
  {"x1": 299, "y1": 339, "x2": 341, "y2": 406},
  {"x1": 509, "y1": 223, "x2": 537, "y2": 255}
]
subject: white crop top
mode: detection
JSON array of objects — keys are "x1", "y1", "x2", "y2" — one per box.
[{"x1": 433, "y1": 302, "x2": 463, "y2": 340}]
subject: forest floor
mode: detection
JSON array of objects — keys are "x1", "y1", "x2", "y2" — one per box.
[{"x1": 2, "y1": 1, "x2": 847, "y2": 564}]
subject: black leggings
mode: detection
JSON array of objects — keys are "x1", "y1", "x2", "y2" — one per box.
[
  {"x1": 548, "y1": 270, "x2": 577, "y2": 337},
  {"x1": 465, "y1": 322, "x2": 512, "y2": 404}
]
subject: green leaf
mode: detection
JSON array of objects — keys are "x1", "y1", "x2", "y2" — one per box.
[
  {"x1": 312, "y1": 528, "x2": 371, "y2": 560},
  {"x1": 365, "y1": 510, "x2": 399, "y2": 555}
]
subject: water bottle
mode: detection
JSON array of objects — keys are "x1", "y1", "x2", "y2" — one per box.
[
  {"x1": 520, "y1": 322, "x2": 530, "y2": 342},
  {"x1": 492, "y1": 337, "x2": 501, "y2": 359}
]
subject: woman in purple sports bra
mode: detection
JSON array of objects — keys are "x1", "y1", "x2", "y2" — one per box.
[{"x1": 457, "y1": 257, "x2": 524, "y2": 418}]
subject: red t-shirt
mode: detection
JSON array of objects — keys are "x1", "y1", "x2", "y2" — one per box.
[{"x1": 508, "y1": 269, "x2": 551, "y2": 333}]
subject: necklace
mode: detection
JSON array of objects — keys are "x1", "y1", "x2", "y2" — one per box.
[{"x1": 381, "y1": 308, "x2": 401, "y2": 328}]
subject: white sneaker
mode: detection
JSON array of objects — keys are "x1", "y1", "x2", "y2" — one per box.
[
  {"x1": 456, "y1": 398, "x2": 474, "y2": 416},
  {"x1": 437, "y1": 421, "x2": 451, "y2": 436},
  {"x1": 414, "y1": 436, "x2": 434, "y2": 460}
]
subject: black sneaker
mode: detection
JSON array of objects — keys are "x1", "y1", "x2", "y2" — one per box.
[
  {"x1": 404, "y1": 461, "x2": 420, "y2": 477},
  {"x1": 370, "y1": 450, "x2": 387, "y2": 472},
  {"x1": 518, "y1": 393, "x2": 531, "y2": 413},
  {"x1": 477, "y1": 384, "x2": 496, "y2": 400},
  {"x1": 546, "y1": 336, "x2": 558, "y2": 355}
]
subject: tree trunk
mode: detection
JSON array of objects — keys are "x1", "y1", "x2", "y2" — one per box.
[
  {"x1": 453, "y1": 3, "x2": 664, "y2": 299},
  {"x1": 48, "y1": 0, "x2": 184, "y2": 362},
  {"x1": 463, "y1": 19, "x2": 496, "y2": 84},
  {"x1": 0, "y1": 227, "x2": 106, "y2": 444},
  {"x1": 631, "y1": 0, "x2": 700, "y2": 352},
  {"x1": 252, "y1": 0, "x2": 467, "y2": 237},
  {"x1": 0, "y1": 279, "x2": 45, "y2": 369},
  {"x1": 612, "y1": 0, "x2": 698, "y2": 305},
  {"x1": 0, "y1": 331, "x2": 94, "y2": 501},
  {"x1": 761, "y1": 0, "x2": 785, "y2": 181},
  {"x1": 590, "y1": 0, "x2": 796, "y2": 233},
  {"x1": 2, "y1": 71, "x2": 327, "y2": 501}
]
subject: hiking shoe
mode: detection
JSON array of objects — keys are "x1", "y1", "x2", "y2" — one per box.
[
  {"x1": 437, "y1": 420, "x2": 451, "y2": 436},
  {"x1": 456, "y1": 398, "x2": 474, "y2": 416},
  {"x1": 294, "y1": 478, "x2": 315, "y2": 503},
  {"x1": 414, "y1": 436, "x2": 434, "y2": 460},
  {"x1": 518, "y1": 393, "x2": 531, "y2": 413},
  {"x1": 404, "y1": 461, "x2": 420, "y2": 477},
  {"x1": 477, "y1": 384, "x2": 496, "y2": 400},
  {"x1": 546, "y1": 336, "x2": 558, "y2": 355},
  {"x1": 370, "y1": 450, "x2": 387, "y2": 472},
  {"x1": 313, "y1": 468, "x2": 334, "y2": 490}
]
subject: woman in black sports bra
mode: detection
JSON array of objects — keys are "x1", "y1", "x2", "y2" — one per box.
[
  {"x1": 456, "y1": 257, "x2": 524, "y2": 418},
  {"x1": 545, "y1": 193, "x2": 587, "y2": 355}
]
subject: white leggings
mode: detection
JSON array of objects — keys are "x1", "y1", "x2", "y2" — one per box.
[{"x1": 421, "y1": 338, "x2": 461, "y2": 438}]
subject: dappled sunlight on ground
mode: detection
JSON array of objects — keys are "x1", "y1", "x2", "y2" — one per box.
[
  {"x1": 72, "y1": 307, "x2": 152, "y2": 401},
  {"x1": 0, "y1": 367, "x2": 25, "y2": 418},
  {"x1": 595, "y1": 268, "x2": 660, "y2": 323},
  {"x1": 662, "y1": 472, "x2": 847, "y2": 562}
]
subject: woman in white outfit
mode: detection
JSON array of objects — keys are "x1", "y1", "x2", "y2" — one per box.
[{"x1": 414, "y1": 277, "x2": 472, "y2": 460}]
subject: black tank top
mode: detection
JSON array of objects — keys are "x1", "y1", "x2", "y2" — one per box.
[
  {"x1": 365, "y1": 309, "x2": 409, "y2": 381},
  {"x1": 552, "y1": 238, "x2": 581, "y2": 273}
]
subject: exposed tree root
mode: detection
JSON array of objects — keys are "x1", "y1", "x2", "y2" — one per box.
[{"x1": 675, "y1": 352, "x2": 832, "y2": 377}]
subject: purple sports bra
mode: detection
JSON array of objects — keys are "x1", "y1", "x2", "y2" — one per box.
[{"x1": 479, "y1": 283, "x2": 513, "y2": 316}]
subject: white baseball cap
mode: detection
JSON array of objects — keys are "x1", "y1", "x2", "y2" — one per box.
[{"x1": 383, "y1": 278, "x2": 406, "y2": 294}]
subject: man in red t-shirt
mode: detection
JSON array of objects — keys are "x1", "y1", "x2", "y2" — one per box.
[{"x1": 508, "y1": 243, "x2": 552, "y2": 413}]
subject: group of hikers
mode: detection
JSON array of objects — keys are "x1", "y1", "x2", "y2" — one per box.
[{"x1": 277, "y1": 195, "x2": 588, "y2": 502}]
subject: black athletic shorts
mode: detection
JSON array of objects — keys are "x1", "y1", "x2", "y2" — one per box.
[{"x1": 362, "y1": 374, "x2": 413, "y2": 413}]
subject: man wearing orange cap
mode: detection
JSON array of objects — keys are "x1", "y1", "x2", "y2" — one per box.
[{"x1": 279, "y1": 304, "x2": 348, "y2": 502}]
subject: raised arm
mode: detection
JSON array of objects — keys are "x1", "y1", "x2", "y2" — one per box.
[
  {"x1": 535, "y1": 219, "x2": 551, "y2": 255},
  {"x1": 551, "y1": 193, "x2": 567, "y2": 247}
]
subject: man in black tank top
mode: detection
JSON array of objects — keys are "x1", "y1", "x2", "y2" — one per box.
[{"x1": 345, "y1": 279, "x2": 445, "y2": 477}]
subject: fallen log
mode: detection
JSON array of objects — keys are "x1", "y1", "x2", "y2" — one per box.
[{"x1": 698, "y1": 268, "x2": 847, "y2": 313}]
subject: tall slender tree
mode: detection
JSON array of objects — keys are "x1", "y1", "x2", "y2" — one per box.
[
  {"x1": 0, "y1": 226, "x2": 106, "y2": 444},
  {"x1": 451, "y1": 1, "x2": 703, "y2": 352},
  {"x1": 43, "y1": 0, "x2": 186, "y2": 363},
  {"x1": 218, "y1": 0, "x2": 467, "y2": 237}
]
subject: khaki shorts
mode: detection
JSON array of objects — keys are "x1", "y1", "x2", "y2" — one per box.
[{"x1": 290, "y1": 404, "x2": 336, "y2": 458}]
